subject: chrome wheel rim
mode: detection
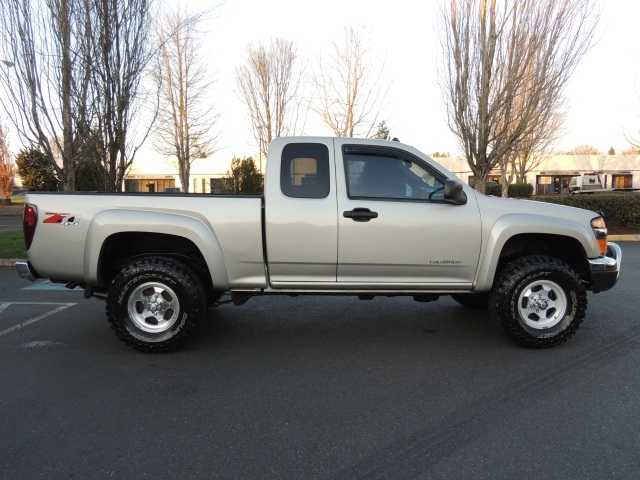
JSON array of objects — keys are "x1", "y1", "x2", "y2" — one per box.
[
  {"x1": 517, "y1": 279, "x2": 567, "y2": 329},
  {"x1": 127, "y1": 282, "x2": 180, "y2": 333}
]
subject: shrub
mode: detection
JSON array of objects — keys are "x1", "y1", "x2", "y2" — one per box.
[
  {"x1": 508, "y1": 182, "x2": 534, "y2": 198},
  {"x1": 533, "y1": 193, "x2": 640, "y2": 230},
  {"x1": 480, "y1": 183, "x2": 534, "y2": 198},
  {"x1": 485, "y1": 183, "x2": 502, "y2": 196}
]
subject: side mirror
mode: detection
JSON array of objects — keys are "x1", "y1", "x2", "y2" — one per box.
[{"x1": 444, "y1": 179, "x2": 467, "y2": 205}]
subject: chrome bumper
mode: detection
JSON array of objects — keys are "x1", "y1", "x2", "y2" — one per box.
[
  {"x1": 15, "y1": 261, "x2": 40, "y2": 282},
  {"x1": 588, "y1": 243, "x2": 622, "y2": 293}
]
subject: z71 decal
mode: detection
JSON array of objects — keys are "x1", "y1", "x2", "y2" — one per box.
[{"x1": 43, "y1": 213, "x2": 81, "y2": 226}]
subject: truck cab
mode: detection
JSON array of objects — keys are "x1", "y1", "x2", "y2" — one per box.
[{"x1": 264, "y1": 137, "x2": 479, "y2": 288}]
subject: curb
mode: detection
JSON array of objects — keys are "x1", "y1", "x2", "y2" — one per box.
[{"x1": 608, "y1": 235, "x2": 640, "y2": 242}]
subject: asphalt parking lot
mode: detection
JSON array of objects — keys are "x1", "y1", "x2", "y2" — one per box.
[{"x1": 1, "y1": 243, "x2": 639, "y2": 479}]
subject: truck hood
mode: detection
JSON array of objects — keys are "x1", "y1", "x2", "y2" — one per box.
[
  {"x1": 469, "y1": 191, "x2": 603, "y2": 261},
  {"x1": 474, "y1": 193, "x2": 599, "y2": 227}
]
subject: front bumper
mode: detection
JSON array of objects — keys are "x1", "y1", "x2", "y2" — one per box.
[{"x1": 588, "y1": 243, "x2": 622, "y2": 293}]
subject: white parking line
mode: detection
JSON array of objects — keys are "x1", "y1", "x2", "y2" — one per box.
[
  {"x1": 0, "y1": 302, "x2": 77, "y2": 337},
  {"x1": 22, "y1": 280, "x2": 82, "y2": 291}
]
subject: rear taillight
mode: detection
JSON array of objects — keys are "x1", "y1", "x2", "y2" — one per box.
[
  {"x1": 591, "y1": 216, "x2": 608, "y2": 255},
  {"x1": 23, "y1": 203, "x2": 37, "y2": 251}
]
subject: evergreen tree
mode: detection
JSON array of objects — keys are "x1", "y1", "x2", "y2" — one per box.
[
  {"x1": 371, "y1": 120, "x2": 391, "y2": 140},
  {"x1": 223, "y1": 157, "x2": 263, "y2": 194},
  {"x1": 15, "y1": 148, "x2": 60, "y2": 191}
]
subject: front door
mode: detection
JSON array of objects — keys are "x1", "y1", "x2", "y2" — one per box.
[{"x1": 336, "y1": 144, "x2": 481, "y2": 287}]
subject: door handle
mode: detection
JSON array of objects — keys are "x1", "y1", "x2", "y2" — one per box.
[{"x1": 343, "y1": 208, "x2": 378, "y2": 222}]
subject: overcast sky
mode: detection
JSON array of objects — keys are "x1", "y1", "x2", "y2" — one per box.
[
  {"x1": 153, "y1": 0, "x2": 639, "y2": 174},
  {"x1": 5, "y1": 0, "x2": 639, "y2": 173}
]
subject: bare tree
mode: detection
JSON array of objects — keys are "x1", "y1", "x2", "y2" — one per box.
[
  {"x1": 0, "y1": 0, "x2": 93, "y2": 191},
  {"x1": 313, "y1": 26, "x2": 387, "y2": 138},
  {"x1": 496, "y1": 60, "x2": 566, "y2": 196},
  {"x1": 235, "y1": 38, "x2": 304, "y2": 164},
  {"x1": 498, "y1": 109, "x2": 564, "y2": 196},
  {"x1": 511, "y1": 112, "x2": 564, "y2": 183},
  {"x1": 621, "y1": 144, "x2": 640, "y2": 155},
  {"x1": 90, "y1": 0, "x2": 157, "y2": 192},
  {"x1": 567, "y1": 144, "x2": 602, "y2": 155},
  {"x1": 152, "y1": 6, "x2": 220, "y2": 193},
  {"x1": 0, "y1": 0, "x2": 156, "y2": 192},
  {"x1": 439, "y1": 0, "x2": 599, "y2": 193}
]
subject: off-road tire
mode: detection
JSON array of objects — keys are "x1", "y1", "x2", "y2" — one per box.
[
  {"x1": 106, "y1": 256, "x2": 207, "y2": 352},
  {"x1": 489, "y1": 255, "x2": 587, "y2": 348},
  {"x1": 451, "y1": 293, "x2": 489, "y2": 309}
]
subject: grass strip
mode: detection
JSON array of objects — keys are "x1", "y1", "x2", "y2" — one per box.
[{"x1": 0, "y1": 230, "x2": 26, "y2": 259}]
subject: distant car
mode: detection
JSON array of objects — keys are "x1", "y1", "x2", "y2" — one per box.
[{"x1": 163, "y1": 187, "x2": 181, "y2": 193}]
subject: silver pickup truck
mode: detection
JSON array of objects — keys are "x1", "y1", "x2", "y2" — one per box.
[{"x1": 16, "y1": 137, "x2": 622, "y2": 352}]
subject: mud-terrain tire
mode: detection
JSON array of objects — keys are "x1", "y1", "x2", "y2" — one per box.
[
  {"x1": 489, "y1": 255, "x2": 587, "y2": 348},
  {"x1": 451, "y1": 293, "x2": 489, "y2": 309},
  {"x1": 106, "y1": 256, "x2": 207, "y2": 352}
]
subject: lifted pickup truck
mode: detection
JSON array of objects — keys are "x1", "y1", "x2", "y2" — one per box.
[{"x1": 16, "y1": 137, "x2": 622, "y2": 351}]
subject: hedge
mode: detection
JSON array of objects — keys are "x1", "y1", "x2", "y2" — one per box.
[
  {"x1": 485, "y1": 183, "x2": 502, "y2": 196},
  {"x1": 509, "y1": 183, "x2": 534, "y2": 198},
  {"x1": 533, "y1": 193, "x2": 640, "y2": 230},
  {"x1": 484, "y1": 182, "x2": 534, "y2": 198}
]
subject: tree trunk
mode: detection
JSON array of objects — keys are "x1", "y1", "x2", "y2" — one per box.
[{"x1": 500, "y1": 167, "x2": 509, "y2": 198}]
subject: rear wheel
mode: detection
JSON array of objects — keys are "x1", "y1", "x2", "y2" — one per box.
[
  {"x1": 106, "y1": 256, "x2": 207, "y2": 352},
  {"x1": 489, "y1": 256, "x2": 587, "y2": 348}
]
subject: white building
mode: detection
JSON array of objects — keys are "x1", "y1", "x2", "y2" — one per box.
[
  {"x1": 435, "y1": 154, "x2": 639, "y2": 195},
  {"x1": 121, "y1": 153, "x2": 640, "y2": 195}
]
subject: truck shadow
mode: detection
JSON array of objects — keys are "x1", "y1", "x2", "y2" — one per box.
[{"x1": 188, "y1": 295, "x2": 504, "y2": 352}]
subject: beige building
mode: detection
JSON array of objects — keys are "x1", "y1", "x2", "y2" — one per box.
[
  {"x1": 120, "y1": 153, "x2": 640, "y2": 195},
  {"x1": 436, "y1": 154, "x2": 639, "y2": 195}
]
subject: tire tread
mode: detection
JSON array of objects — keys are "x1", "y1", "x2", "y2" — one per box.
[
  {"x1": 489, "y1": 255, "x2": 587, "y2": 348},
  {"x1": 106, "y1": 256, "x2": 206, "y2": 353}
]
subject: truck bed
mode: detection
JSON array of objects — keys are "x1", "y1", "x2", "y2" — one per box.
[{"x1": 24, "y1": 192, "x2": 266, "y2": 289}]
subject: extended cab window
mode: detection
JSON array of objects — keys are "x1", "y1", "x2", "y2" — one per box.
[
  {"x1": 344, "y1": 150, "x2": 445, "y2": 201},
  {"x1": 281, "y1": 143, "x2": 330, "y2": 199}
]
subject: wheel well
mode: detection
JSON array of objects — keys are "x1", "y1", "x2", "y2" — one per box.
[
  {"x1": 99, "y1": 232, "x2": 214, "y2": 292},
  {"x1": 497, "y1": 234, "x2": 590, "y2": 281}
]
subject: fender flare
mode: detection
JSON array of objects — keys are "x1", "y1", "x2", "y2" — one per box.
[
  {"x1": 474, "y1": 213, "x2": 596, "y2": 291},
  {"x1": 84, "y1": 209, "x2": 230, "y2": 289}
]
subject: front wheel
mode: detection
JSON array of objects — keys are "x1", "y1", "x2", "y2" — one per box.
[
  {"x1": 489, "y1": 256, "x2": 587, "y2": 348},
  {"x1": 106, "y1": 257, "x2": 207, "y2": 352}
]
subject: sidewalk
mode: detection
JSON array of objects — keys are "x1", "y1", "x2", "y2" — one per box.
[
  {"x1": 608, "y1": 234, "x2": 640, "y2": 241},
  {"x1": 0, "y1": 204, "x2": 22, "y2": 216}
]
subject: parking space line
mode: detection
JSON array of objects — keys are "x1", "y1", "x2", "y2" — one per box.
[
  {"x1": 0, "y1": 302, "x2": 77, "y2": 337},
  {"x1": 22, "y1": 281, "x2": 82, "y2": 291}
]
